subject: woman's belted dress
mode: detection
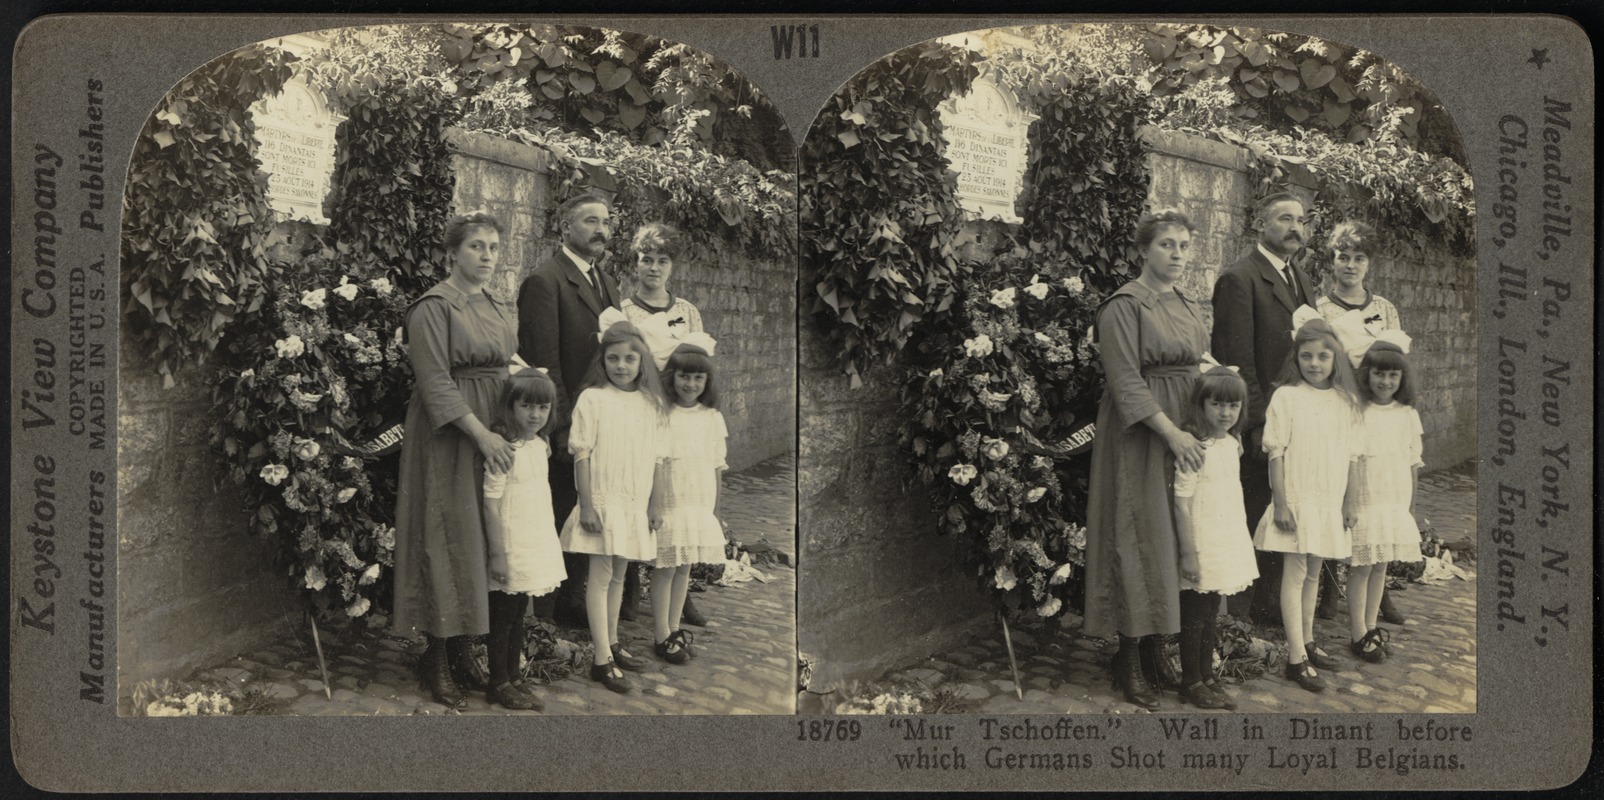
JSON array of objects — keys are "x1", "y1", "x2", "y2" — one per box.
[
  {"x1": 392, "y1": 281, "x2": 517, "y2": 638},
  {"x1": 1083, "y1": 280, "x2": 1210, "y2": 639}
]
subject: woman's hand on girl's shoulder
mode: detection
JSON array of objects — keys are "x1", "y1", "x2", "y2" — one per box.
[
  {"x1": 1167, "y1": 429, "x2": 1205, "y2": 472},
  {"x1": 479, "y1": 430, "x2": 516, "y2": 473}
]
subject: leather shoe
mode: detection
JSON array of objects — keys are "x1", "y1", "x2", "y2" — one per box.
[
  {"x1": 1180, "y1": 680, "x2": 1229, "y2": 709},
  {"x1": 681, "y1": 596, "x2": 708, "y2": 627},
  {"x1": 488, "y1": 681, "x2": 543, "y2": 711},
  {"x1": 1204, "y1": 677, "x2": 1238, "y2": 710},
  {"x1": 654, "y1": 634, "x2": 689, "y2": 666},
  {"x1": 611, "y1": 643, "x2": 647, "y2": 672},
  {"x1": 1349, "y1": 628, "x2": 1389, "y2": 663},
  {"x1": 1378, "y1": 590, "x2": 1409, "y2": 626},
  {"x1": 1305, "y1": 643, "x2": 1339, "y2": 670},
  {"x1": 1285, "y1": 660, "x2": 1326, "y2": 693},
  {"x1": 589, "y1": 660, "x2": 631, "y2": 694}
]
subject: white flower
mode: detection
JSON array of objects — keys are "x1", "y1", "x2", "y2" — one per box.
[
  {"x1": 240, "y1": 368, "x2": 255, "y2": 379},
  {"x1": 929, "y1": 368, "x2": 943, "y2": 379},
  {"x1": 1049, "y1": 563, "x2": 1075, "y2": 585},
  {"x1": 948, "y1": 463, "x2": 978, "y2": 486},
  {"x1": 375, "y1": 525, "x2": 396, "y2": 551},
  {"x1": 1026, "y1": 486, "x2": 1047, "y2": 503},
  {"x1": 982, "y1": 437, "x2": 1010, "y2": 460},
  {"x1": 1037, "y1": 596, "x2": 1062, "y2": 618},
  {"x1": 963, "y1": 334, "x2": 994, "y2": 358},
  {"x1": 274, "y1": 335, "x2": 305, "y2": 359},
  {"x1": 989, "y1": 287, "x2": 1017, "y2": 309},
  {"x1": 336, "y1": 487, "x2": 357, "y2": 504},
  {"x1": 370, "y1": 277, "x2": 394, "y2": 296},
  {"x1": 300, "y1": 288, "x2": 327, "y2": 310},
  {"x1": 333, "y1": 283, "x2": 359, "y2": 301},
  {"x1": 292, "y1": 438, "x2": 321, "y2": 461},
  {"x1": 303, "y1": 564, "x2": 327, "y2": 592},
  {"x1": 259, "y1": 464, "x2": 289, "y2": 486},
  {"x1": 980, "y1": 390, "x2": 1013, "y2": 409},
  {"x1": 1062, "y1": 276, "x2": 1085, "y2": 295},
  {"x1": 1025, "y1": 282, "x2": 1050, "y2": 300},
  {"x1": 346, "y1": 596, "x2": 371, "y2": 617},
  {"x1": 358, "y1": 563, "x2": 381, "y2": 585},
  {"x1": 993, "y1": 564, "x2": 1018, "y2": 591}
]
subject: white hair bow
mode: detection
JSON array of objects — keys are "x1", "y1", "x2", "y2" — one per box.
[
  {"x1": 595, "y1": 306, "x2": 630, "y2": 341},
  {"x1": 1196, "y1": 353, "x2": 1238, "y2": 374},
  {"x1": 678, "y1": 331, "x2": 718, "y2": 357},
  {"x1": 1372, "y1": 328, "x2": 1412, "y2": 354},
  {"x1": 1288, "y1": 304, "x2": 1322, "y2": 339}
]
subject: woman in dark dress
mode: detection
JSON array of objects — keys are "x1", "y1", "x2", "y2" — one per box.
[
  {"x1": 1083, "y1": 209, "x2": 1209, "y2": 710},
  {"x1": 392, "y1": 212, "x2": 518, "y2": 709}
]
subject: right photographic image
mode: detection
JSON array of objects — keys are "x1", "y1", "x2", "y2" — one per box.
[{"x1": 798, "y1": 23, "x2": 1476, "y2": 715}]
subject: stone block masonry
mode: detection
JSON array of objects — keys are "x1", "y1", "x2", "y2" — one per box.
[
  {"x1": 118, "y1": 335, "x2": 301, "y2": 691},
  {"x1": 798, "y1": 323, "x2": 991, "y2": 691}
]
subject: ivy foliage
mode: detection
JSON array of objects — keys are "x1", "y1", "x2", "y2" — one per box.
[
  {"x1": 1160, "y1": 76, "x2": 1476, "y2": 263},
  {"x1": 121, "y1": 44, "x2": 297, "y2": 387},
  {"x1": 799, "y1": 41, "x2": 983, "y2": 386},
  {"x1": 521, "y1": 127, "x2": 797, "y2": 264},
  {"x1": 300, "y1": 26, "x2": 463, "y2": 298},
  {"x1": 1137, "y1": 24, "x2": 1466, "y2": 165},
  {"x1": 991, "y1": 50, "x2": 1156, "y2": 296},
  {"x1": 442, "y1": 23, "x2": 792, "y2": 171}
]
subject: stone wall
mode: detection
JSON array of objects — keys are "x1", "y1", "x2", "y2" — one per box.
[
  {"x1": 117, "y1": 336, "x2": 300, "y2": 691},
  {"x1": 450, "y1": 128, "x2": 796, "y2": 469},
  {"x1": 797, "y1": 327, "x2": 991, "y2": 693},
  {"x1": 1143, "y1": 127, "x2": 1476, "y2": 469},
  {"x1": 118, "y1": 128, "x2": 797, "y2": 694},
  {"x1": 799, "y1": 127, "x2": 1476, "y2": 689}
]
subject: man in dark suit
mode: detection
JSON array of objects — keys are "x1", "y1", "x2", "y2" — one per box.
[
  {"x1": 518, "y1": 194, "x2": 621, "y2": 627},
  {"x1": 1210, "y1": 191, "x2": 1316, "y2": 625}
]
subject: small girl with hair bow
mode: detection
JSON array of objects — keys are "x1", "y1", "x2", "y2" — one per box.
[
  {"x1": 1253, "y1": 307, "x2": 1364, "y2": 693},
  {"x1": 1172, "y1": 362, "x2": 1258, "y2": 709},
  {"x1": 559, "y1": 311, "x2": 670, "y2": 694},
  {"x1": 1344, "y1": 332, "x2": 1426, "y2": 663},
  {"x1": 649, "y1": 334, "x2": 727, "y2": 665}
]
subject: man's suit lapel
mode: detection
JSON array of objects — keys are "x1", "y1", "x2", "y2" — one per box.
[
  {"x1": 556, "y1": 250, "x2": 603, "y2": 316},
  {"x1": 1251, "y1": 249, "x2": 1298, "y2": 313}
]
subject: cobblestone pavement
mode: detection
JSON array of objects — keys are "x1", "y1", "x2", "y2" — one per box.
[
  {"x1": 184, "y1": 455, "x2": 796, "y2": 716},
  {"x1": 870, "y1": 464, "x2": 1478, "y2": 716}
]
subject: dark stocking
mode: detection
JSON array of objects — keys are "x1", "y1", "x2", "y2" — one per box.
[
  {"x1": 486, "y1": 591, "x2": 519, "y2": 687},
  {"x1": 1198, "y1": 595, "x2": 1221, "y2": 679},
  {"x1": 1179, "y1": 590, "x2": 1211, "y2": 686},
  {"x1": 505, "y1": 593, "x2": 530, "y2": 684}
]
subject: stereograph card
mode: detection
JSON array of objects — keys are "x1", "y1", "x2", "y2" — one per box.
[{"x1": 6, "y1": 10, "x2": 1594, "y2": 793}]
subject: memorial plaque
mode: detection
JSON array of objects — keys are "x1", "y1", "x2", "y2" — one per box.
[
  {"x1": 250, "y1": 76, "x2": 339, "y2": 224},
  {"x1": 938, "y1": 77, "x2": 1036, "y2": 224}
]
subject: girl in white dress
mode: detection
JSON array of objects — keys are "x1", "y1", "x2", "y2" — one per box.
[
  {"x1": 1347, "y1": 337, "x2": 1425, "y2": 663},
  {"x1": 1172, "y1": 364, "x2": 1258, "y2": 709},
  {"x1": 482, "y1": 367, "x2": 566, "y2": 710},
  {"x1": 561, "y1": 317, "x2": 669, "y2": 693},
  {"x1": 1253, "y1": 312, "x2": 1362, "y2": 693},
  {"x1": 650, "y1": 339, "x2": 728, "y2": 665}
]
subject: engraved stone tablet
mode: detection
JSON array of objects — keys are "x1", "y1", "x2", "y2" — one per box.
[
  {"x1": 938, "y1": 77, "x2": 1036, "y2": 224},
  {"x1": 250, "y1": 76, "x2": 339, "y2": 224}
]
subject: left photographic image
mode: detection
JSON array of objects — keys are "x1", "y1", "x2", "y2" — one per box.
[{"x1": 117, "y1": 23, "x2": 797, "y2": 716}]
